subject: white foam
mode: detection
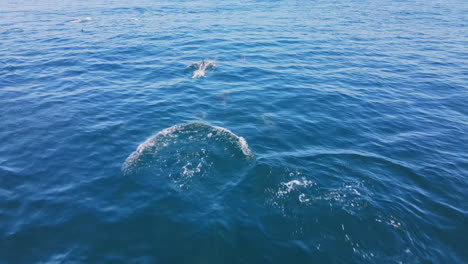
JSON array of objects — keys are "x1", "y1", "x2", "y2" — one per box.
[
  {"x1": 181, "y1": 161, "x2": 202, "y2": 177},
  {"x1": 212, "y1": 125, "x2": 253, "y2": 157},
  {"x1": 298, "y1": 193, "x2": 310, "y2": 203},
  {"x1": 277, "y1": 178, "x2": 313, "y2": 196}
]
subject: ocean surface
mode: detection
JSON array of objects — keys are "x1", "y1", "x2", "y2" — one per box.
[{"x1": 1, "y1": 0, "x2": 467, "y2": 263}]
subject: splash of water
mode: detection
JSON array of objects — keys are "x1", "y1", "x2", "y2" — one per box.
[{"x1": 122, "y1": 123, "x2": 253, "y2": 174}]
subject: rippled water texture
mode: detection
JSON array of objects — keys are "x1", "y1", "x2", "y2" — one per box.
[{"x1": 1, "y1": 0, "x2": 467, "y2": 263}]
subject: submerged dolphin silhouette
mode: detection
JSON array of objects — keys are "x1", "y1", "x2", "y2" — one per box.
[{"x1": 192, "y1": 60, "x2": 216, "y2": 79}]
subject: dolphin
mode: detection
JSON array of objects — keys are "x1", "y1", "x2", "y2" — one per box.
[
  {"x1": 71, "y1": 17, "x2": 93, "y2": 23},
  {"x1": 191, "y1": 60, "x2": 216, "y2": 79}
]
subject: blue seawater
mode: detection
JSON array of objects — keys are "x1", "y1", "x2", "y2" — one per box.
[{"x1": 1, "y1": 0, "x2": 467, "y2": 263}]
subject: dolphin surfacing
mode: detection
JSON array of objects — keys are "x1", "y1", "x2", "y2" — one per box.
[
  {"x1": 191, "y1": 60, "x2": 216, "y2": 79},
  {"x1": 71, "y1": 17, "x2": 93, "y2": 23}
]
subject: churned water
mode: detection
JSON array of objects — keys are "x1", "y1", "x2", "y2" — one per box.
[{"x1": 1, "y1": 0, "x2": 467, "y2": 263}]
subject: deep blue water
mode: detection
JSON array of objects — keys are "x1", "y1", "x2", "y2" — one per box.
[{"x1": 1, "y1": 0, "x2": 467, "y2": 263}]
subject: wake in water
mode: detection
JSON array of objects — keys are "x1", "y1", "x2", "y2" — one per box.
[
  {"x1": 122, "y1": 123, "x2": 253, "y2": 193},
  {"x1": 190, "y1": 60, "x2": 216, "y2": 79},
  {"x1": 123, "y1": 123, "x2": 252, "y2": 172}
]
